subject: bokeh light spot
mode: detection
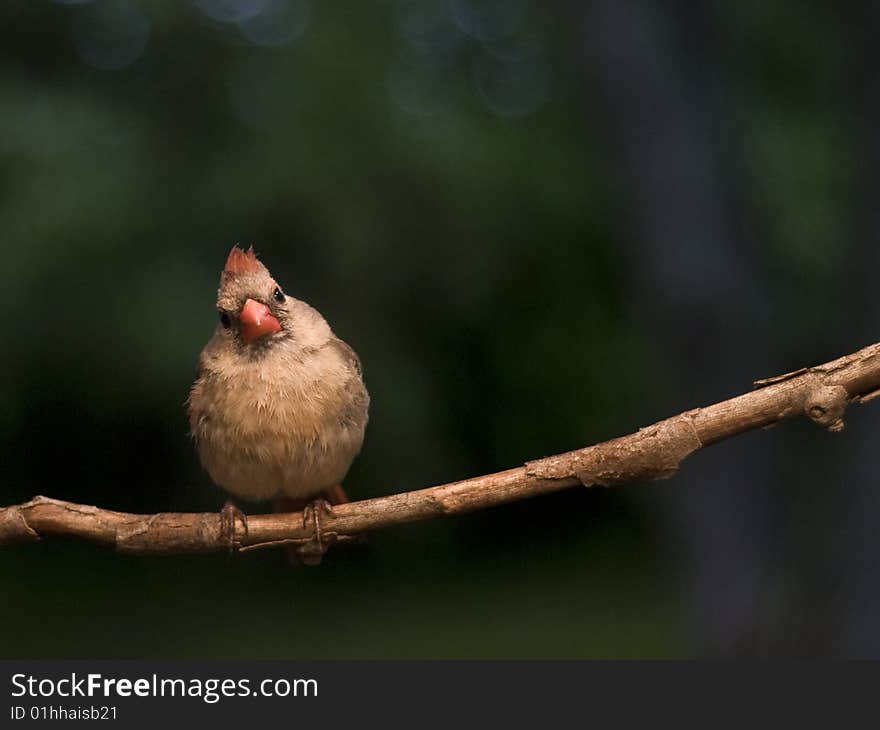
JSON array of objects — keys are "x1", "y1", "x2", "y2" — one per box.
[
  {"x1": 238, "y1": 0, "x2": 309, "y2": 47},
  {"x1": 397, "y1": 0, "x2": 463, "y2": 61},
  {"x1": 473, "y1": 42, "x2": 549, "y2": 117},
  {"x1": 449, "y1": 0, "x2": 527, "y2": 42},
  {"x1": 71, "y1": 0, "x2": 150, "y2": 71},
  {"x1": 193, "y1": 0, "x2": 268, "y2": 23}
]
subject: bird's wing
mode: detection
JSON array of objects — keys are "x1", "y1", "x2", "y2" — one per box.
[{"x1": 325, "y1": 337, "x2": 364, "y2": 378}]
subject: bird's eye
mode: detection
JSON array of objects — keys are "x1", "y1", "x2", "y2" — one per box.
[
  {"x1": 219, "y1": 312, "x2": 231, "y2": 328},
  {"x1": 273, "y1": 286, "x2": 285, "y2": 303}
]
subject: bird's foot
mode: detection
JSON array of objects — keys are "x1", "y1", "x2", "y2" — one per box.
[
  {"x1": 297, "y1": 498, "x2": 338, "y2": 566},
  {"x1": 219, "y1": 499, "x2": 248, "y2": 552}
]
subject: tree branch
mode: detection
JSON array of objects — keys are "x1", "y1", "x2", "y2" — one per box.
[{"x1": 3, "y1": 342, "x2": 880, "y2": 557}]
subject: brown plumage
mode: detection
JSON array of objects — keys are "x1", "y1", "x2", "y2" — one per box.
[{"x1": 188, "y1": 246, "x2": 369, "y2": 509}]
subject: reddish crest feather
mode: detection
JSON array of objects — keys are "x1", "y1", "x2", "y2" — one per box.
[{"x1": 223, "y1": 245, "x2": 265, "y2": 278}]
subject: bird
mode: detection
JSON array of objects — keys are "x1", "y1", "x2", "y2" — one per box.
[{"x1": 187, "y1": 245, "x2": 369, "y2": 564}]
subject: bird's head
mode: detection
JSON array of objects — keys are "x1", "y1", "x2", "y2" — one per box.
[{"x1": 215, "y1": 245, "x2": 291, "y2": 351}]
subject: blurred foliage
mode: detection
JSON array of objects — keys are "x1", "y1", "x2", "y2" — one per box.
[{"x1": 0, "y1": 0, "x2": 868, "y2": 658}]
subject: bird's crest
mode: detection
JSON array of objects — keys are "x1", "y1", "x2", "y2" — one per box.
[{"x1": 223, "y1": 245, "x2": 265, "y2": 279}]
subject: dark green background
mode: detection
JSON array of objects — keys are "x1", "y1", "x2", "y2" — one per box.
[{"x1": 2, "y1": 0, "x2": 878, "y2": 658}]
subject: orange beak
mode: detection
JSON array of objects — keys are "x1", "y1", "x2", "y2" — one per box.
[{"x1": 239, "y1": 298, "x2": 281, "y2": 343}]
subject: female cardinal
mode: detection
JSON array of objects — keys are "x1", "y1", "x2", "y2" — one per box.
[{"x1": 188, "y1": 245, "x2": 369, "y2": 563}]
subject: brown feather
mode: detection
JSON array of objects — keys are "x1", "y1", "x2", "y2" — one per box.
[{"x1": 223, "y1": 245, "x2": 265, "y2": 279}]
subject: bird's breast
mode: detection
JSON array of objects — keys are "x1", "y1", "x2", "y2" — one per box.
[{"x1": 190, "y1": 354, "x2": 368, "y2": 501}]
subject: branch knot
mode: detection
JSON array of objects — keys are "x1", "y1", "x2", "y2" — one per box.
[
  {"x1": 804, "y1": 384, "x2": 849, "y2": 432},
  {"x1": 0, "y1": 504, "x2": 40, "y2": 544}
]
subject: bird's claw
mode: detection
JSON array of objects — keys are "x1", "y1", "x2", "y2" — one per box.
[
  {"x1": 297, "y1": 498, "x2": 337, "y2": 566},
  {"x1": 219, "y1": 500, "x2": 248, "y2": 552}
]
